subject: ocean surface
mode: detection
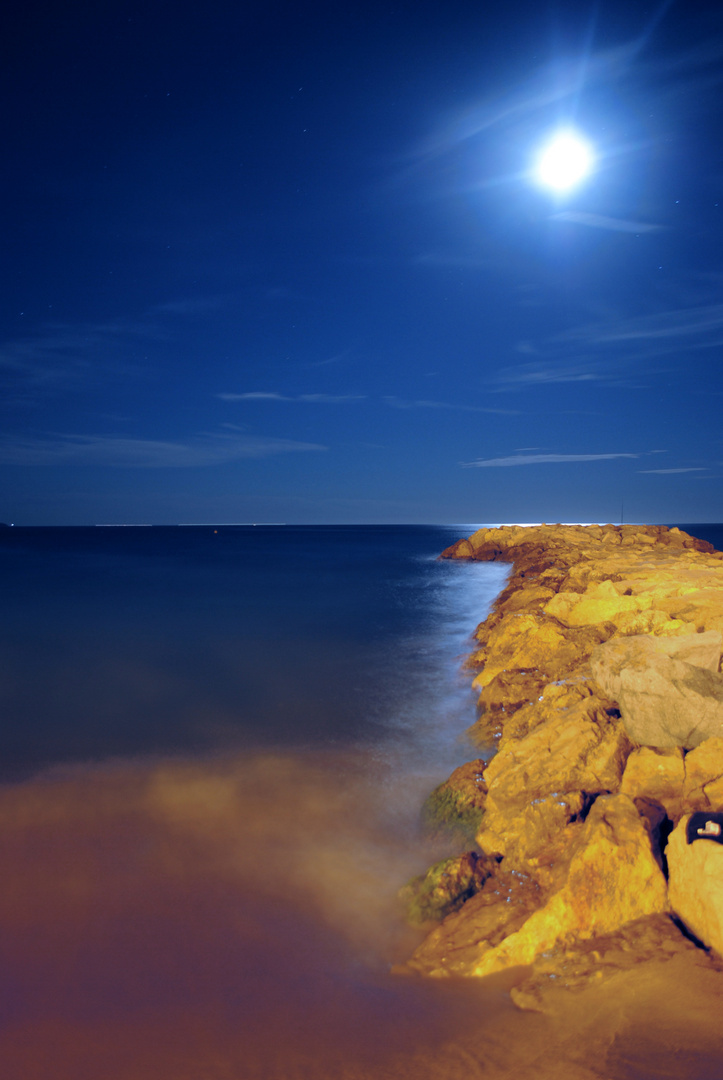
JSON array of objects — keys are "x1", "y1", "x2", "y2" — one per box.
[
  {"x1": 0, "y1": 524, "x2": 511, "y2": 778},
  {"x1": 0, "y1": 522, "x2": 721, "y2": 1079}
]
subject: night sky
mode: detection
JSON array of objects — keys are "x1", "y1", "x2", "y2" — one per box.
[{"x1": 3, "y1": 0, "x2": 723, "y2": 525}]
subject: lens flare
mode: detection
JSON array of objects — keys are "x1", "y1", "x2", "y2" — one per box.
[{"x1": 534, "y1": 131, "x2": 594, "y2": 192}]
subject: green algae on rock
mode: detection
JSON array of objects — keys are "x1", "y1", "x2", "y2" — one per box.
[
  {"x1": 398, "y1": 850, "x2": 496, "y2": 926},
  {"x1": 420, "y1": 758, "x2": 488, "y2": 845}
]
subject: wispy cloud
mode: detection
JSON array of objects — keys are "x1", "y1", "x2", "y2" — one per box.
[
  {"x1": 218, "y1": 392, "x2": 518, "y2": 415},
  {"x1": 638, "y1": 467, "x2": 707, "y2": 474},
  {"x1": 550, "y1": 211, "x2": 665, "y2": 234},
  {"x1": 0, "y1": 296, "x2": 228, "y2": 397},
  {"x1": 217, "y1": 392, "x2": 365, "y2": 403},
  {"x1": 493, "y1": 362, "x2": 603, "y2": 388},
  {"x1": 587, "y1": 306, "x2": 721, "y2": 343},
  {"x1": 412, "y1": 252, "x2": 495, "y2": 269},
  {"x1": 0, "y1": 431, "x2": 326, "y2": 468},
  {"x1": 462, "y1": 452, "x2": 638, "y2": 468},
  {"x1": 152, "y1": 296, "x2": 227, "y2": 315},
  {"x1": 305, "y1": 349, "x2": 354, "y2": 369},
  {"x1": 0, "y1": 319, "x2": 159, "y2": 392},
  {"x1": 579, "y1": 304, "x2": 723, "y2": 345},
  {"x1": 383, "y1": 396, "x2": 519, "y2": 415},
  {"x1": 493, "y1": 302, "x2": 723, "y2": 390}
]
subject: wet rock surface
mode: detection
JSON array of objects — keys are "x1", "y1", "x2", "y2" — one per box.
[
  {"x1": 420, "y1": 758, "x2": 488, "y2": 844},
  {"x1": 403, "y1": 524, "x2": 723, "y2": 999},
  {"x1": 509, "y1": 912, "x2": 722, "y2": 1012},
  {"x1": 398, "y1": 850, "x2": 497, "y2": 926}
]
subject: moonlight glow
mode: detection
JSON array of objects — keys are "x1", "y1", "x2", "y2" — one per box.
[{"x1": 535, "y1": 131, "x2": 595, "y2": 192}]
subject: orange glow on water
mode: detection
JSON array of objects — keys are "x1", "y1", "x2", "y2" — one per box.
[{"x1": 0, "y1": 751, "x2": 721, "y2": 1079}]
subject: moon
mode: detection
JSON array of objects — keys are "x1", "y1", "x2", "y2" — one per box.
[{"x1": 534, "y1": 131, "x2": 594, "y2": 192}]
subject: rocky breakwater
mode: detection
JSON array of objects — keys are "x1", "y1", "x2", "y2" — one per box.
[{"x1": 401, "y1": 524, "x2": 723, "y2": 1007}]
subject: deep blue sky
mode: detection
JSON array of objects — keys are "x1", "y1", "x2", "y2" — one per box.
[{"x1": 3, "y1": 0, "x2": 723, "y2": 524}]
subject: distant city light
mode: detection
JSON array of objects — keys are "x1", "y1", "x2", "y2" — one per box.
[{"x1": 534, "y1": 131, "x2": 594, "y2": 192}]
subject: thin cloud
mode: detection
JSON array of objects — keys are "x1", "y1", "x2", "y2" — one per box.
[
  {"x1": 0, "y1": 297, "x2": 228, "y2": 396},
  {"x1": 493, "y1": 362, "x2": 602, "y2": 388},
  {"x1": 383, "y1": 396, "x2": 519, "y2": 416},
  {"x1": 413, "y1": 252, "x2": 495, "y2": 269},
  {"x1": 0, "y1": 431, "x2": 327, "y2": 468},
  {"x1": 462, "y1": 452, "x2": 638, "y2": 468},
  {"x1": 152, "y1": 296, "x2": 227, "y2": 315},
  {"x1": 0, "y1": 319, "x2": 158, "y2": 390},
  {"x1": 550, "y1": 211, "x2": 665, "y2": 234},
  {"x1": 218, "y1": 392, "x2": 365, "y2": 403},
  {"x1": 220, "y1": 392, "x2": 518, "y2": 414},
  {"x1": 305, "y1": 349, "x2": 355, "y2": 369},
  {"x1": 579, "y1": 304, "x2": 723, "y2": 345},
  {"x1": 493, "y1": 301, "x2": 723, "y2": 391},
  {"x1": 638, "y1": 467, "x2": 707, "y2": 474}
]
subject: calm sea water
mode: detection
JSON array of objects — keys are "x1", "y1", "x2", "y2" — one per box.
[
  {"x1": 0, "y1": 522, "x2": 721, "y2": 1079},
  {"x1": 0, "y1": 524, "x2": 509, "y2": 778}
]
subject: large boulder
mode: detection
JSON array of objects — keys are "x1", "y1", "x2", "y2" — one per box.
[
  {"x1": 681, "y1": 736, "x2": 723, "y2": 811},
  {"x1": 406, "y1": 795, "x2": 669, "y2": 978},
  {"x1": 619, "y1": 737, "x2": 723, "y2": 824},
  {"x1": 477, "y1": 696, "x2": 632, "y2": 858},
  {"x1": 470, "y1": 613, "x2": 571, "y2": 690},
  {"x1": 471, "y1": 795, "x2": 670, "y2": 977},
  {"x1": 620, "y1": 746, "x2": 686, "y2": 821},
  {"x1": 470, "y1": 614, "x2": 609, "y2": 692},
  {"x1": 402, "y1": 864, "x2": 544, "y2": 977},
  {"x1": 667, "y1": 814, "x2": 723, "y2": 956},
  {"x1": 545, "y1": 578, "x2": 654, "y2": 627},
  {"x1": 480, "y1": 791, "x2": 589, "y2": 892},
  {"x1": 590, "y1": 632, "x2": 723, "y2": 749}
]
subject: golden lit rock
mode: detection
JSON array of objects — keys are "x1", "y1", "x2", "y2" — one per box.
[
  {"x1": 620, "y1": 746, "x2": 686, "y2": 821},
  {"x1": 412, "y1": 524, "x2": 723, "y2": 990},
  {"x1": 682, "y1": 736, "x2": 723, "y2": 810},
  {"x1": 545, "y1": 579, "x2": 653, "y2": 628},
  {"x1": 591, "y1": 633, "x2": 723, "y2": 749},
  {"x1": 668, "y1": 815, "x2": 723, "y2": 956},
  {"x1": 470, "y1": 614, "x2": 568, "y2": 690},
  {"x1": 477, "y1": 696, "x2": 632, "y2": 858},
  {"x1": 403, "y1": 864, "x2": 543, "y2": 977},
  {"x1": 471, "y1": 795, "x2": 670, "y2": 977}
]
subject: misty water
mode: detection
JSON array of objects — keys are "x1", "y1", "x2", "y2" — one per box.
[{"x1": 1, "y1": 524, "x2": 722, "y2": 1079}]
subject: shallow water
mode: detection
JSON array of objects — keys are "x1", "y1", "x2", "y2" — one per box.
[
  {"x1": 2, "y1": 748, "x2": 723, "y2": 1080},
  {"x1": 1, "y1": 524, "x2": 722, "y2": 1078}
]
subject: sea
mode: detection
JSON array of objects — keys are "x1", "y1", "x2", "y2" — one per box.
[{"x1": 0, "y1": 522, "x2": 721, "y2": 1079}]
